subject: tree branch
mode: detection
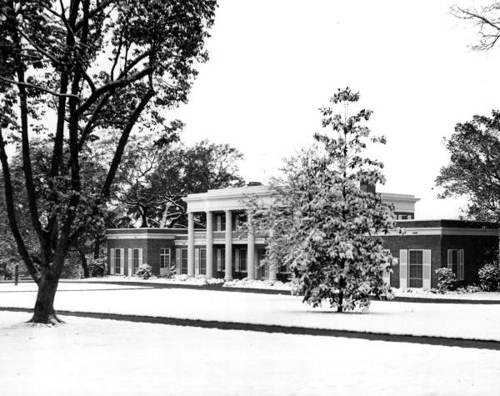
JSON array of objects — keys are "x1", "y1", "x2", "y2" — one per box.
[
  {"x1": 0, "y1": 130, "x2": 41, "y2": 283},
  {"x1": 0, "y1": 76, "x2": 80, "y2": 100},
  {"x1": 75, "y1": 67, "x2": 153, "y2": 116},
  {"x1": 101, "y1": 89, "x2": 155, "y2": 199}
]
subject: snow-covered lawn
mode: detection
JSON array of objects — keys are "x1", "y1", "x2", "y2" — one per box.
[
  {"x1": 393, "y1": 288, "x2": 500, "y2": 300},
  {"x1": 1, "y1": 311, "x2": 499, "y2": 396},
  {"x1": 66, "y1": 276, "x2": 500, "y2": 299},
  {"x1": 69, "y1": 275, "x2": 292, "y2": 290},
  {"x1": 67, "y1": 275, "x2": 226, "y2": 286},
  {"x1": 2, "y1": 283, "x2": 500, "y2": 341}
]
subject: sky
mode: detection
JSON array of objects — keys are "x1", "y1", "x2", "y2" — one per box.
[{"x1": 171, "y1": 0, "x2": 500, "y2": 219}]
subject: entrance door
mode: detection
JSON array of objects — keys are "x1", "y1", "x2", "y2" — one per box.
[{"x1": 160, "y1": 248, "x2": 171, "y2": 276}]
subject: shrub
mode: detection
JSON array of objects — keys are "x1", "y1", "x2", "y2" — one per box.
[
  {"x1": 61, "y1": 254, "x2": 83, "y2": 279},
  {"x1": 89, "y1": 257, "x2": 107, "y2": 277},
  {"x1": 136, "y1": 264, "x2": 153, "y2": 280},
  {"x1": 478, "y1": 263, "x2": 500, "y2": 292},
  {"x1": 435, "y1": 267, "x2": 456, "y2": 293}
]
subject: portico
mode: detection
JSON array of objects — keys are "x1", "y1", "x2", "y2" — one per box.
[{"x1": 184, "y1": 185, "x2": 275, "y2": 280}]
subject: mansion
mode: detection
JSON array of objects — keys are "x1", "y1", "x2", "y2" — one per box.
[{"x1": 106, "y1": 185, "x2": 498, "y2": 289}]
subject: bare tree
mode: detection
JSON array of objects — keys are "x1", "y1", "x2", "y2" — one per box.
[{"x1": 452, "y1": 3, "x2": 500, "y2": 50}]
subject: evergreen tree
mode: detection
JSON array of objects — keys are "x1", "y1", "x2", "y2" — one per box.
[{"x1": 249, "y1": 88, "x2": 395, "y2": 312}]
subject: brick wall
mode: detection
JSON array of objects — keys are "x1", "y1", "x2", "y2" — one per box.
[
  {"x1": 441, "y1": 235, "x2": 498, "y2": 284},
  {"x1": 382, "y1": 234, "x2": 442, "y2": 288},
  {"x1": 107, "y1": 238, "x2": 148, "y2": 275},
  {"x1": 146, "y1": 239, "x2": 177, "y2": 275}
]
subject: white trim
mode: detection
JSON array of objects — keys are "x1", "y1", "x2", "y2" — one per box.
[
  {"x1": 381, "y1": 227, "x2": 498, "y2": 237},
  {"x1": 107, "y1": 234, "x2": 178, "y2": 240}
]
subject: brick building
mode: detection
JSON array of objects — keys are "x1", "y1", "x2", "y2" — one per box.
[{"x1": 106, "y1": 185, "x2": 498, "y2": 289}]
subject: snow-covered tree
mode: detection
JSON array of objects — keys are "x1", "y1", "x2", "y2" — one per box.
[{"x1": 249, "y1": 88, "x2": 395, "y2": 312}]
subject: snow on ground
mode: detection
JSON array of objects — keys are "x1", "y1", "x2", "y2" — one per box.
[
  {"x1": 68, "y1": 275, "x2": 225, "y2": 286},
  {"x1": 66, "y1": 276, "x2": 500, "y2": 299},
  {"x1": 1, "y1": 283, "x2": 500, "y2": 341},
  {"x1": 1, "y1": 311, "x2": 499, "y2": 396},
  {"x1": 393, "y1": 288, "x2": 500, "y2": 301},
  {"x1": 222, "y1": 278, "x2": 292, "y2": 290}
]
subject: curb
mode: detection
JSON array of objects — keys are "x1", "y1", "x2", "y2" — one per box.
[{"x1": 2, "y1": 306, "x2": 500, "y2": 351}]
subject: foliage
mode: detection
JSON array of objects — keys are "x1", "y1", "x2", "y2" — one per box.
[
  {"x1": 435, "y1": 111, "x2": 500, "y2": 222},
  {"x1": 247, "y1": 88, "x2": 395, "y2": 312},
  {"x1": 435, "y1": 267, "x2": 456, "y2": 293},
  {"x1": 0, "y1": 0, "x2": 217, "y2": 323},
  {"x1": 136, "y1": 263, "x2": 152, "y2": 280},
  {"x1": 88, "y1": 257, "x2": 107, "y2": 277},
  {"x1": 456, "y1": 285, "x2": 482, "y2": 294},
  {"x1": 114, "y1": 139, "x2": 244, "y2": 228},
  {"x1": 478, "y1": 263, "x2": 500, "y2": 291},
  {"x1": 61, "y1": 252, "x2": 83, "y2": 279}
]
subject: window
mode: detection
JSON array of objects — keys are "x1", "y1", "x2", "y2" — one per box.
[
  {"x1": 160, "y1": 248, "x2": 171, "y2": 269},
  {"x1": 216, "y1": 215, "x2": 226, "y2": 231},
  {"x1": 216, "y1": 248, "x2": 225, "y2": 271},
  {"x1": 408, "y1": 250, "x2": 423, "y2": 288},
  {"x1": 447, "y1": 249, "x2": 464, "y2": 281},
  {"x1": 114, "y1": 249, "x2": 122, "y2": 274},
  {"x1": 181, "y1": 248, "x2": 188, "y2": 274},
  {"x1": 396, "y1": 213, "x2": 414, "y2": 220},
  {"x1": 199, "y1": 248, "x2": 206, "y2": 275},
  {"x1": 132, "y1": 248, "x2": 140, "y2": 272},
  {"x1": 234, "y1": 248, "x2": 246, "y2": 273}
]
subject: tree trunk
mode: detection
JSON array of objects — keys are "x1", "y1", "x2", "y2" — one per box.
[
  {"x1": 337, "y1": 290, "x2": 344, "y2": 313},
  {"x1": 29, "y1": 275, "x2": 63, "y2": 324},
  {"x1": 80, "y1": 252, "x2": 89, "y2": 278},
  {"x1": 93, "y1": 240, "x2": 100, "y2": 260}
]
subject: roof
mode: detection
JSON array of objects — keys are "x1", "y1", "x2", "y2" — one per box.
[{"x1": 395, "y1": 219, "x2": 499, "y2": 229}]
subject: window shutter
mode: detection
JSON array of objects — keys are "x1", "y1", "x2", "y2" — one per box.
[
  {"x1": 447, "y1": 249, "x2": 452, "y2": 269},
  {"x1": 383, "y1": 265, "x2": 391, "y2": 286},
  {"x1": 399, "y1": 250, "x2": 408, "y2": 289},
  {"x1": 120, "y1": 248, "x2": 125, "y2": 275},
  {"x1": 138, "y1": 248, "x2": 143, "y2": 267},
  {"x1": 234, "y1": 248, "x2": 240, "y2": 272},
  {"x1": 423, "y1": 249, "x2": 432, "y2": 289},
  {"x1": 175, "y1": 248, "x2": 181, "y2": 274},
  {"x1": 128, "y1": 248, "x2": 133, "y2": 276},
  {"x1": 216, "y1": 249, "x2": 222, "y2": 271},
  {"x1": 109, "y1": 248, "x2": 115, "y2": 275},
  {"x1": 458, "y1": 249, "x2": 465, "y2": 281},
  {"x1": 195, "y1": 248, "x2": 200, "y2": 275}
]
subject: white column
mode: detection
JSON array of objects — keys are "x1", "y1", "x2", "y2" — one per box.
[
  {"x1": 206, "y1": 211, "x2": 214, "y2": 278},
  {"x1": 247, "y1": 212, "x2": 255, "y2": 280},
  {"x1": 224, "y1": 209, "x2": 233, "y2": 281},
  {"x1": 187, "y1": 212, "x2": 195, "y2": 277}
]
